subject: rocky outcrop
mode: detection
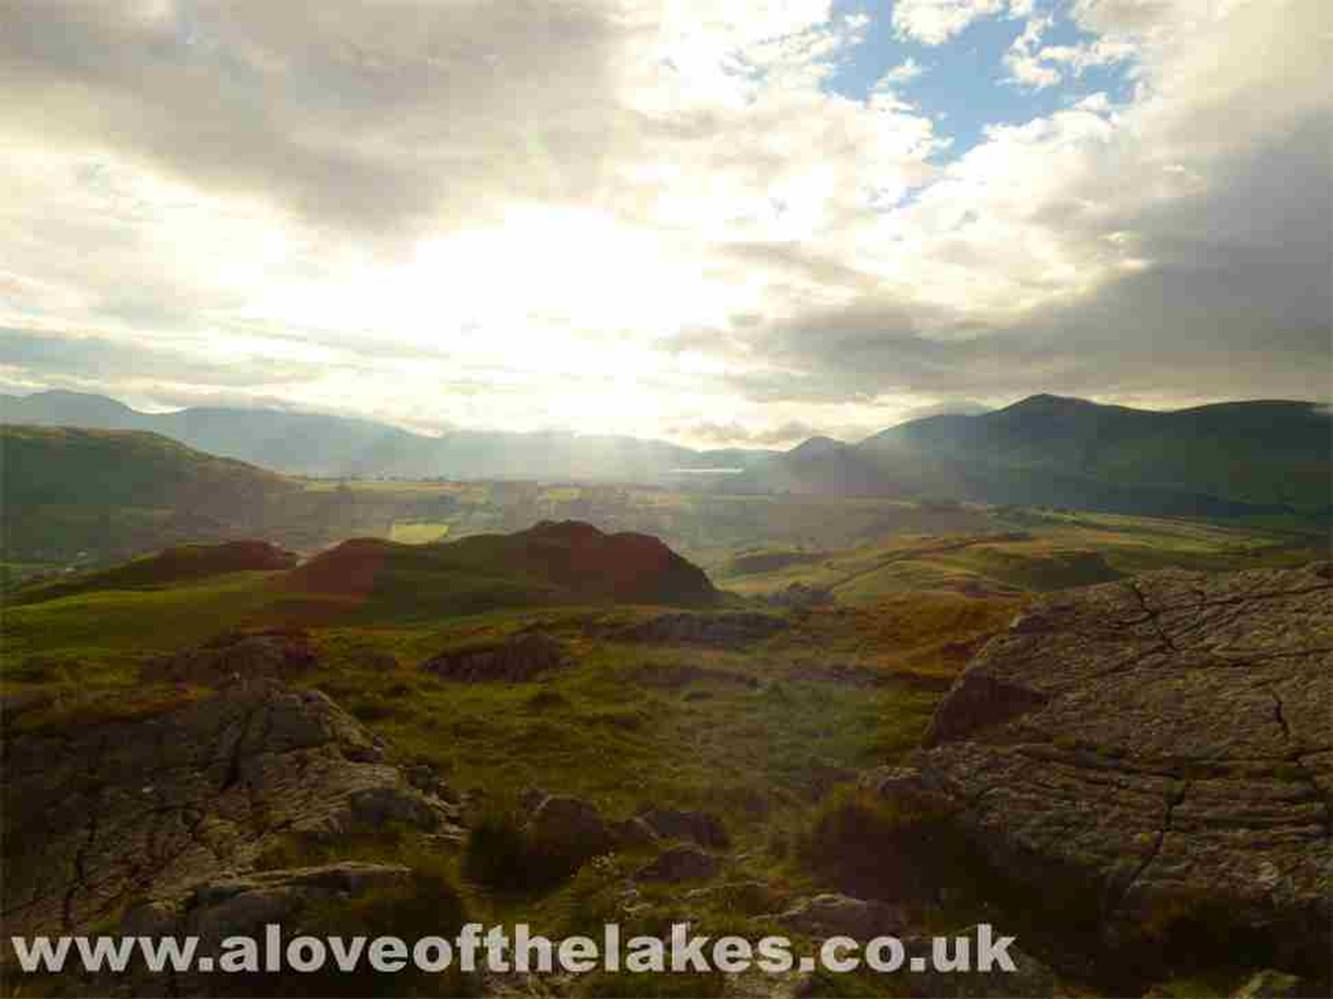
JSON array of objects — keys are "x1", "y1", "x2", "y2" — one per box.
[
  {"x1": 500, "y1": 793, "x2": 731, "y2": 885},
  {"x1": 113, "y1": 863, "x2": 467, "y2": 997},
  {"x1": 143, "y1": 628, "x2": 317, "y2": 686},
  {"x1": 895, "y1": 563, "x2": 1332, "y2": 983},
  {"x1": 420, "y1": 632, "x2": 566, "y2": 683},
  {"x1": 1, "y1": 684, "x2": 460, "y2": 937},
  {"x1": 123, "y1": 862, "x2": 416, "y2": 942}
]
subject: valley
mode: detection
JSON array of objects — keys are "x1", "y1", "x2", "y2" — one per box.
[{"x1": 1, "y1": 413, "x2": 1328, "y2": 997}]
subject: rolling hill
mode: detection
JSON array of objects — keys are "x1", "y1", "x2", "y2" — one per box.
[
  {"x1": 0, "y1": 425, "x2": 299, "y2": 565},
  {"x1": 860, "y1": 394, "x2": 1331, "y2": 508},
  {"x1": 754, "y1": 394, "x2": 1332, "y2": 519},
  {"x1": 285, "y1": 520, "x2": 719, "y2": 619},
  {"x1": 4, "y1": 390, "x2": 1329, "y2": 521},
  {"x1": 6, "y1": 540, "x2": 297, "y2": 606}
]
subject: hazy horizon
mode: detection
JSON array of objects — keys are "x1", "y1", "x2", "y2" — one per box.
[
  {"x1": 1, "y1": 0, "x2": 1328, "y2": 449},
  {"x1": 9, "y1": 385, "x2": 1330, "y2": 452}
]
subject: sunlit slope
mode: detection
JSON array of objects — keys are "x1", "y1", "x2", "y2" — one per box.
[
  {"x1": 716, "y1": 509, "x2": 1314, "y2": 601},
  {"x1": 7, "y1": 540, "x2": 297, "y2": 606}
]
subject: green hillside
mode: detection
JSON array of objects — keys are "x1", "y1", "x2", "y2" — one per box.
[
  {"x1": 853, "y1": 395, "x2": 1332, "y2": 516},
  {"x1": 1, "y1": 425, "x2": 298, "y2": 566},
  {"x1": 714, "y1": 508, "x2": 1316, "y2": 602},
  {"x1": 7, "y1": 540, "x2": 296, "y2": 606}
]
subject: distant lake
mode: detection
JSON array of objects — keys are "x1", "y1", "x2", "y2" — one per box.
[{"x1": 667, "y1": 467, "x2": 744, "y2": 475}]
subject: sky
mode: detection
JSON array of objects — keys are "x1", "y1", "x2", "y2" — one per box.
[{"x1": 0, "y1": 0, "x2": 1328, "y2": 447}]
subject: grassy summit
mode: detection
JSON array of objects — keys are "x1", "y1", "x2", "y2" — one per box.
[{"x1": 284, "y1": 520, "x2": 719, "y2": 621}]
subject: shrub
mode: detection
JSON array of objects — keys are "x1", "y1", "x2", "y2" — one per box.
[
  {"x1": 804, "y1": 784, "x2": 980, "y2": 907},
  {"x1": 461, "y1": 808, "x2": 533, "y2": 892}
]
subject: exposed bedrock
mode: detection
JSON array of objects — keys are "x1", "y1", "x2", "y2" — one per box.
[
  {"x1": 877, "y1": 563, "x2": 1332, "y2": 985},
  {"x1": 1, "y1": 681, "x2": 460, "y2": 939}
]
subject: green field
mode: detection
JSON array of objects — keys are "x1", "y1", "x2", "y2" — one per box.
[{"x1": 389, "y1": 520, "x2": 452, "y2": 544}]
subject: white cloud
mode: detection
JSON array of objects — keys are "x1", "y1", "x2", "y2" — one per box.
[
  {"x1": 1004, "y1": 14, "x2": 1063, "y2": 87},
  {"x1": 876, "y1": 57, "x2": 927, "y2": 88},
  {"x1": 1005, "y1": 16, "x2": 1139, "y2": 90},
  {"x1": 0, "y1": 0, "x2": 1328, "y2": 444},
  {"x1": 891, "y1": 0, "x2": 1041, "y2": 45},
  {"x1": 1074, "y1": 91, "x2": 1114, "y2": 112}
]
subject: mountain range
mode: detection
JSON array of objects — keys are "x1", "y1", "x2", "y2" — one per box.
[
  {"x1": 3, "y1": 389, "x2": 1329, "y2": 519},
  {"x1": 0, "y1": 390, "x2": 750, "y2": 482}
]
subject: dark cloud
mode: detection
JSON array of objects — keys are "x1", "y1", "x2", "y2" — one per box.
[
  {"x1": 726, "y1": 110, "x2": 1332, "y2": 405},
  {"x1": 0, "y1": 0, "x2": 628, "y2": 239}
]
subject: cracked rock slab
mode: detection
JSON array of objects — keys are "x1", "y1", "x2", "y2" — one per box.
[
  {"x1": 913, "y1": 563, "x2": 1332, "y2": 981},
  {"x1": 1, "y1": 684, "x2": 459, "y2": 937}
]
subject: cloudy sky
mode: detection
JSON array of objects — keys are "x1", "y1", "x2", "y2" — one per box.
[{"x1": 0, "y1": 0, "x2": 1328, "y2": 446}]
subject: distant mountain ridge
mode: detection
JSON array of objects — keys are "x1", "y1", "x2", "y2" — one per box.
[
  {"x1": 3, "y1": 389, "x2": 1329, "y2": 519},
  {"x1": 0, "y1": 390, "x2": 746, "y2": 481},
  {"x1": 839, "y1": 393, "x2": 1330, "y2": 517}
]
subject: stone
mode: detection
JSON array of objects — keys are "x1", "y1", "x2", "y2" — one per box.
[
  {"x1": 113, "y1": 862, "x2": 467, "y2": 997},
  {"x1": 609, "y1": 816, "x2": 660, "y2": 848},
  {"x1": 123, "y1": 863, "x2": 414, "y2": 941},
  {"x1": 636, "y1": 807, "x2": 730, "y2": 848},
  {"x1": 0, "y1": 684, "x2": 459, "y2": 936},
  {"x1": 142, "y1": 628, "x2": 317, "y2": 687},
  {"x1": 420, "y1": 632, "x2": 566, "y2": 683},
  {"x1": 773, "y1": 893, "x2": 905, "y2": 939},
  {"x1": 902, "y1": 563, "x2": 1333, "y2": 985},
  {"x1": 526, "y1": 795, "x2": 613, "y2": 862},
  {"x1": 635, "y1": 845, "x2": 719, "y2": 883}
]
